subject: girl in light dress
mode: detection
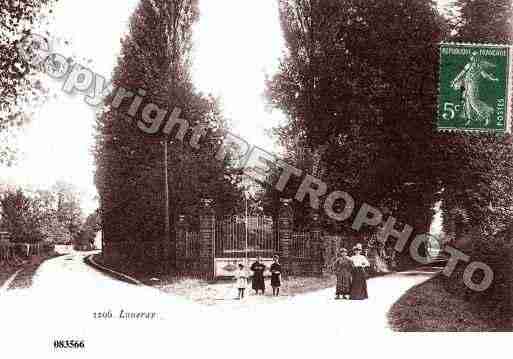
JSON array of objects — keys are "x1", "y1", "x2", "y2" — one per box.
[{"x1": 235, "y1": 263, "x2": 248, "y2": 299}]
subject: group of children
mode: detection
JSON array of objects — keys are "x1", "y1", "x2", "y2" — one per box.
[
  {"x1": 233, "y1": 246, "x2": 371, "y2": 301},
  {"x1": 234, "y1": 255, "x2": 282, "y2": 300}
]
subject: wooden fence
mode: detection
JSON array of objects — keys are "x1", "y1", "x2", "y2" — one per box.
[{"x1": 0, "y1": 231, "x2": 55, "y2": 261}]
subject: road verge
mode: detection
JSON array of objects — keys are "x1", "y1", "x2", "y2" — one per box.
[{"x1": 85, "y1": 254, "x2": 142, "y2": 285}]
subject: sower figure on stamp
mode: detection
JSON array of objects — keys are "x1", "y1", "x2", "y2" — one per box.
[
  {"x1": 270, "y1": 255, "x2": 282, "y2": 297},
  {"x1": 332, "y1": 248, "x2": 353, "y2": 300},
  {"x1": 350, "y1": 243, "x2": 370, "y2": 300},
  {"x1": 250, "y1": 257, "x2": 266, "y2": 295},
  {"x1": 451, "y1": 51, "x2": 499, "y2": 126}
]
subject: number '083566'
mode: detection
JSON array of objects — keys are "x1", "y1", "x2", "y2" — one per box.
[{"x1": 53, "y1": 340, "x2": 85, "y2": 349}]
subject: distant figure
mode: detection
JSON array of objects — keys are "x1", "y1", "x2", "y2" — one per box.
[
  {"x1": 350, "y1": 243, "x2": 370, "y2": 300},
  {"x1": 235, "y1": 263, "x2": 248, "y2": 300},
  {"x1": 367, "y1": 245, "x2": 377, "y2": 273},
  {"x1": 250, "y1": 257, "x2": 266, "y2": 295},
  {"x1": 385, "y1": 246, "x2": 397, "y2": 270},
  {"x1": 371, "y1": 244, "x2": 389, "y2": 273},
  {"x1": 332, "y1": 248, "x2": 353, "y2": 300},
  {"x1": 270, "y1": 255, "x2": 282, "y2": 296}
]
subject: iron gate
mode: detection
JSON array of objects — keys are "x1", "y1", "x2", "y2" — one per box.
[{"x1": 214, "y1": 215, "x2": 278, "y2": 276}]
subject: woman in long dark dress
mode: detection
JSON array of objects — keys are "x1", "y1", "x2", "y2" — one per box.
[
  {"x1": 332, "y1": 248, "x2": 353, "y2": 299},
  {"x1": 350, "y1": 243, "x2": 370, "y2": 300},
  {"x1": 250, "y1": 258, "x2": 266, "y2": 295}
]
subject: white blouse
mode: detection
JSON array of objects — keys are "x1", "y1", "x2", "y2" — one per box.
[
  {"x1": 351, "y1": 254, "x2": 370, "y2": 268},
  {"x1": 234, "y1": 269, "x2": 248, "y2": 288}
]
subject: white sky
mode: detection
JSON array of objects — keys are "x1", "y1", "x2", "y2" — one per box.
[{"x1": 0, "y1": 0, "x2": 286, "y2": 213}]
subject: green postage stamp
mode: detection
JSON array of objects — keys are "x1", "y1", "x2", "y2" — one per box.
[{"x1": 438, "y1": 43, "x2": 512, "y2": 133}]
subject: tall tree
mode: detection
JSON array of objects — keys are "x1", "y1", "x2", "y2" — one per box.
[
  {"x1": 440, "y1": 0, "x2": 513, "y2": 239},
  {"x1": 94, "y1": 0, "x2": 242, "y2": 268},
  {"x1": 454, "y1": 0, "x2": 512, "y2": 44},
  {"x1": 265, "y1": 0, "x2": 445, "y2": 250},
  {"x1": 51, "y1": 181, "x2": 83, "y2": 238}
]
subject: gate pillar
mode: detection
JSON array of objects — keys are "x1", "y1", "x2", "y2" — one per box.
[
  {"x1": 199, "y1": 199, "x2": 215, "y2": 280},
  {"x1": 278, "y1": 198, "x2": 293, "y2": 277},
  {"x1": 176, "y1": 214, "x2": 188, "y2": 273},
  {"x1": 309, "y1": 211, "x2": 323, "y2": 277}
]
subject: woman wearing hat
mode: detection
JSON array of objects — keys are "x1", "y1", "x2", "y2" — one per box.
[
  {"x1": 332, "y1": 248, "x2": 353, "y2": 299},
  {"x1": 350, "y1": 243, "x2": 370, "y2": 300}
]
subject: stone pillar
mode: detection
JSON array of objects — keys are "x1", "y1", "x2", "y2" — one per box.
[
  {"x1": 199, "y1": 199, "x2": 216, "y2": 280},
  {"x1": 278, "y1": 198, "x2": 293, "y2": 277},
  {"x1": 309, "y1": 211, "x2": 323, "y2": 277},
  {"x1": 176, "y1": 214, "x2": 188, "y2": 273},
  {"x1": 163, "y1": 240, "x2": 174, "y2": 274}
]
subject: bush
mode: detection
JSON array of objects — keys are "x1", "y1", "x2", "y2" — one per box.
[
  {"x1": 443, "y1": 233, "x2": 513, "y2": 329},
  {"x1": 41, "y1": 217, "x2": 72, "y2": 244},
  {"x1": 470, "y1": 237, "x2": 513, "y2": 328},
  {"x1": 0, "y1": 190, "x2": 47, "y2": 244}
]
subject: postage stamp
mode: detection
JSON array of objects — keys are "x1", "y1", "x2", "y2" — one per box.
[{"x1": 437, "y1": 43, "x2": 512, "y2": 133}]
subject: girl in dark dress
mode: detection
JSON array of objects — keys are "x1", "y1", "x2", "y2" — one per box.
[
  {"x1": 250, "y1": 258, "x2": 266, "y2": 295},
  {"x1": 332, "y1": 248, "x2": 353, "y2": 299},
  {"x1": 270, "y1": 255, "x2": 282, "y2": 296},
  {"x1": 350, "y1": 244, "x2": 370, "y2": 300}
]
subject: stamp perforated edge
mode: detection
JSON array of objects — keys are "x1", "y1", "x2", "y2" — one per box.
[{"x1": 507, "y1": 45, "x2": 513, "y2": 135}]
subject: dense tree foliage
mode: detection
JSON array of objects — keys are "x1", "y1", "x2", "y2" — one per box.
[
  {"x1": 1, "y1": 189, "x2": 48, "y2": 243},
  {"x1": 264, "y1": 0, "x2": 444, "y2": 245},
  {"x1": 0, "y1": 181, "x2": 84, "y2": 244},
  {"x1": 0, "y1": 0, "x2": 58, "y2": 165},
  {"x1": 74, "y1": 211, "x2": 100, "y2": 250},
  {"x1": 51, "y1": 181, "x2": 84, "y2": 238},
  {"x1": 453, "y1": 0, "x2": 512, "y2": 44},
  {"x1": 263, "y1": 0, "x2": 513, "y2": 266}
]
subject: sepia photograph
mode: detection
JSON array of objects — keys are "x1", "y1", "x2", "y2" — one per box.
[{"x1": 0, "y1": 0, "x2": 512, "y2": 357}]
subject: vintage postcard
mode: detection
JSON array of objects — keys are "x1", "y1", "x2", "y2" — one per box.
[{"x1": 1, "y1": 0, "x2": 512, "y2": 357}]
